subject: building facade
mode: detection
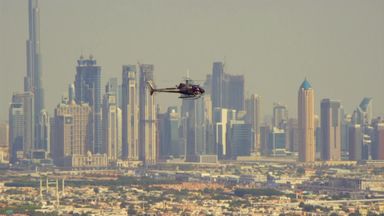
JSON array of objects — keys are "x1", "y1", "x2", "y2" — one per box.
[
  {"x1": 320, "y1": 99, "x2": 342, "y2": 161},
  {"x1": 245, "y1": 94, "x2": 261, "y2": 155},
  {"x1": 75, "y1": 56, "x2": 102, "y2": 154},
  {"x1": 122, "y1": 65, "x2": 139, "y2": 160},
  {"x1": 298, "y1": 79, "x2": 315, "y2": 162},
  {"x1": 139, "y1": 64, "x2": 157, "y2": 165},
  {"x1": 52, "y1": 100, "x2": 91, "y2": 165}
]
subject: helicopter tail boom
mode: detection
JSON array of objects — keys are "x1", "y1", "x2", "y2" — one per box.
[{"x1": 147, "y1": 81, "x2": 155, "y2": 95}]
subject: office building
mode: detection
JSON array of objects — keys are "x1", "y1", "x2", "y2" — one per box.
[
  {"x1": 320, "y1": 99, "x2": 342, "y2": 161},
  {"x1": 36, "y1": 109, "x2": 49, "y2": 153},
  {"x1": 372, "y1": 122, "x2": 384, "y2": 160},
  {"x1": 260, "y1": 125, "x2": 271, "y2": 155},
  {"x1": 245, "y1": 94, "x2": 261, "y2": 155},
  {"x1": 211, "y1": 61, "x2": 244, "y2": 111},
  {"x1": 273, "y1": 103, "x2": 288, "y2": 129},
  {"x1": 298, "y1": 79, "x2": 315, "y2": 162},
  {"x1": 287, "y1": 118, "x2": 299, "y2": 152},
  {"x1": 349, "y1": 124, "x2": 362, "y2": 161},
  {"x1": 271, "y1": 127, "x2": 286, "y2": 156},
  {"x1": 213, "y1": 108, "x2": 236, "y2": 159},
  {"x1": 139, "y1": 64, "x2": 157, "y2": 165},
  {"x1": 103, "y1": 82, "x2": 122, "y2": 161},
  {"x1": 52, "y1": 99, "x2": 91, "y2": 165},
  {"x1": 227, "y1": 121, "x2": 252, "y2": 159},
  {"x1": 9, "y1": 92, "x2": 34, "y2": 162},
  {"x1": 122, "y1": 65, "x2": 139, "y2": 160},
  {"x1": 75, "y1": 55, "x2": 102, "y2": 154}
]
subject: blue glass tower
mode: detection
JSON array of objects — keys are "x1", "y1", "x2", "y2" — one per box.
[{"x1": 75, "y1": 56, "x2": 102, "y2": 154}]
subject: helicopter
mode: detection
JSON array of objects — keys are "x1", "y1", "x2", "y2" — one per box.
[{"x1": 147, "y1": 79, "x2": 205, "y2": 99}]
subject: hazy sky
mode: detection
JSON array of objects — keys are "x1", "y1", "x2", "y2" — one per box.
[{"x1": 1, "y1": 0, "x2": 383, "y2": 122}]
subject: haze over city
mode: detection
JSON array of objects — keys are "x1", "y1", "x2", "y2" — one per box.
[
  {"x1": 1, "y1": 0, "x2": 383, "y2": 121},
  {"x1": 1, "y1": 0, "x2": 384, "y2": 215}
]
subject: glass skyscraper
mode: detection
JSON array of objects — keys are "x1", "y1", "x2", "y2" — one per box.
[{"x1": 75, "y1": 56, "x2": 102, "y2": 154}]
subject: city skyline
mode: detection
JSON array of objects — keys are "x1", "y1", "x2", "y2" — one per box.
[
  {"x1": 1, "y1": 1, "x2": 384, "y2": 214},
  {"x1": 1, "y1": 0, "x2": 384, "y2": 122}
]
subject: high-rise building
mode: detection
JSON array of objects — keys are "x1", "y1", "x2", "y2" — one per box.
[
  {"x1": 298, "y1": 79, "x2": 315, "y2": 162},
  {"x1": 181, "y1": 95, "x2": 212, "y2": 161},
  {"x1": 139, "y1": 64, "x2": 157, "y2": 165},
  {"x1": 0, "y1": 122, "x2": 9, "y2": 163},
  {"x1": 353, "y1": 97, "x2": 373, "y2": 126},
  {"x1": 9, "y1": 92, "x2": 34, "y2": 162},
  {"x1": 227, "y1": 121, "x2": 252, "y2": 159},
  {"x1": 52, "y1": 99, "x2": 91, "y2": 164},
  {"x1": 227, "y1": 75, "x2": 245, "y2": 111},
  {"x1": 287, "y1": 118, "x2": 299, "y2": 152},
  {"x1": 211, "y1": 62, "x2": 244, "y2": 111},
  {"x1": 163, "y1": 107, "x2": 183, "y2": 157},
  {"x1": 273, "y1": 103, "x2": 288, "y2": 129},
  {"x1": 372, "y1": 122, "x2": 384, "y2": 160},
  {"x1": 103, "y1": 81, "x2": 122, "y2": 162},
  {"x1": 260, "y1": 124, "x2": 271, "y2": 155},
  {"x1": 75, "y1": 55, "x2": 102, "y2": 154},
  {"x1": 245, "y1": 94, "x2": 261, "y2": 155},
  {"x1": 24, "y1": 0, "x2": 45, "y2": 151},
  {"x1": 36, "y1": 109, "x2": 50, "y2": 152},
  {"x1": 211, "y1": 62, "x2": 224, "y2": 109},
  {"x1": 9, "y1": 102, "x2": 25, "y2": 163},
  {"x1": 348, "y1": 124, "x2": 362, "y2": 161},
  {"x1": 213, "y1": 108, "x2": 236, "y2": 159},
  {"x1": 122, "y1": 65, "x2": 139, "y2": 160},
  {"x1": 320, "y1": 99, "x2": 342, "y2": 161},
  {"x1": 270, "y1": 127, "x2": 286, "y2": 156},
  {"x1": 341, "y1": 114, "x2": 351, "y2": 154}
]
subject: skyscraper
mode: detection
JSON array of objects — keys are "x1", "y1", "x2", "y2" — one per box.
[
  {"x1": 24, "y1": 0, "x2": 45, "y2": 151},
  {"x1": 273, "y1": 103, "x2": 288, "y2": 129},
  {"x1": 320, "y1": 99, "x2": 342, "y2": 161},
  {"x1": 372, "y1": 122, "x2": 384, "y2": 160},
  {"x1": 353, "y1": 97, "x2": 373, "y2": 126},
  {"x1": 139, "y1": 64, "x2": 157, "y2": 165},
  {"x1": 75, "y1": 55, "x2": 102, "y2": 154},
  {"x1": 36, "y1": 109, "x2": 50, "y2": 153},
  {"x1": 52, "y1": 99, "x2": 91, "y2": 165},
  {"x1": 298, "y1": 79, "x2": 315, "y2": 162},
  {"x1": 213, "y1": 108, "x2": 236, "y2": 159},
  {"x1": 162, "y1": 107, "x2": 183, "y2": 157},
  {"x1": 287, "y1": 118, "x2": 299, "y2": 152},
  {"x1": 227, "y1": 75, "x2": 245, "y2": 111},
  {"x1": 211, "y1": 62, "x2": 224, "y2": 109},
  {"x1": 103, "y1": 80, "x2": 122, "y2": 162},
  {"x1": 122, "y1": 65, "x2": 139, "y2": 160},
  {"x1": 260, "y1": 124, "x2": 271, "y2": 155},
  {"x1": 227, "y1": 121, "x2": 253, "y2": 159},
  {"x1": 245, "y1": 94, "x2": 261, "y2": 155},
  {"x1": 211, "y1": 62, "x2": 245, "y2": 112},
  {"x1": 9, "y1": 103, "x2": 24, "y2": 163},
  {"x1": 9, "y1": 92, "x2": 34, "y2": 162},
  {"x1": 348, "y1": 124, "x2": 362, "y2": 161}
]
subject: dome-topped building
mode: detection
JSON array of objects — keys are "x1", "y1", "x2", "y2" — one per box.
[
  {"x1": 298, "y1": 78, "x2": 315, "y2": 162},
  {"x1": 300, "y1": 78, "x2": 312, "y2": 90}
]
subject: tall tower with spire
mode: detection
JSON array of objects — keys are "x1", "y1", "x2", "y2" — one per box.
[
  {"x1": 298, "y1": 78, "x2": 315, "y2": 162},
  {"x1": 25, "y1": 0, "x2": 46, "y2": 151}
]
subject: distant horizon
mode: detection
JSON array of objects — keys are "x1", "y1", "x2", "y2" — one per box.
[{"x1": 1, "y1": 0, "x2": 383, "y2": 122}]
